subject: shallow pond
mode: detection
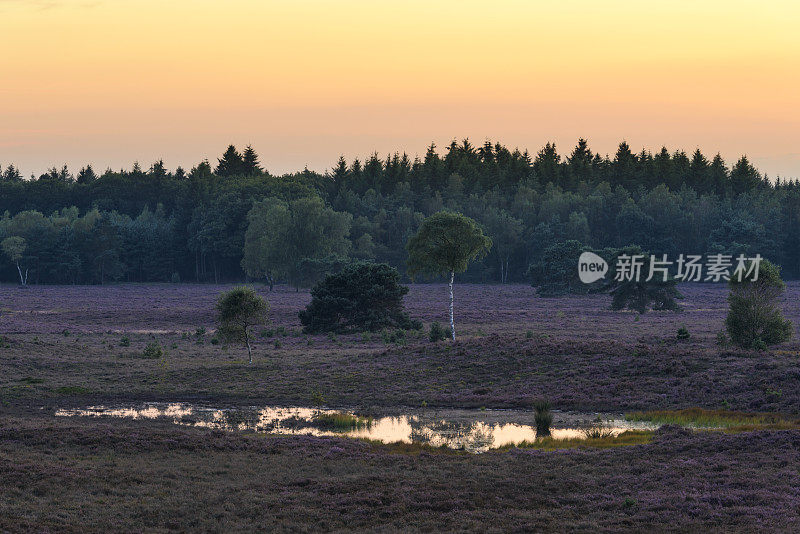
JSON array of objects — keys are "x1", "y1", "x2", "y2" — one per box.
[{"x1": 55, "y1": 403, "x2": 659, "y2": 453}]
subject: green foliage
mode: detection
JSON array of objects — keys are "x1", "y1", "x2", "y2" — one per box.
[
  {"x1": 607, "y1": 247, "x2": 682, "y2": 314},
  {"x1": 676, "y1": 326, "x2": 690, "y2": 340},
  {"x1": 406, "y1": 211, "x2": 492, "y2": 278},
  {"x1": 528, "y1": 240, "x2": 593, "y2": 296},
  {"x1": 726, "y1": 259, "x2": 792, "y2": 348},
  {"x1": 1, "y1": 235, "x2": 25, "y2": 263},
  {"x1": 215, "y1": 287, "x2": 270, "y2": 362},
  {"x1": 242, "y1": 196, "x2": 351, "y2": 289},
  {"x1": 0, "y1": 139, "x2": 796, "y2": 287},
  {"x1": 429, "y1": 322, "x2": 449, "y2": 343},
  {"x1": 310, "y1": 390, "x2": 326, "y2": 409},
  {"x1": 381, "y1": 328, "x2": 407, "y2": 345},
  {"x1": 142, "y1": 342, "x2": 163, "y2": 359},
  {"x1": 299, "y1": 263, "x2": 416, "y2": 334}
]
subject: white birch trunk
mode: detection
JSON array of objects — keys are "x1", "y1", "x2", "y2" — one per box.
[
  {"x1": 449, "y1": 270, "x2": 455, "y2": 341},
  {"x1": 16, "y1": 262, "x2": 27, "y2": 286},
  {"x1": 245, "y1": 329, "x2": 252, "y2": 363}
]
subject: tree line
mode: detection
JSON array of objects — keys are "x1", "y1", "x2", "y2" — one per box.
[{"x1": 2, "y1": 139, "x2": 799, "y2": 285}]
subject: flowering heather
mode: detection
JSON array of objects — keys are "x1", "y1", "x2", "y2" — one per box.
[
  {"x1": 0, "y1": 414, "x2": 798, "y2": 532},
  {"x1": 1, "y1": 282, "x2": 799, "y2": 413},
  {"x1": 1, "y1": 282, "x2": 799, "y2": 531}
]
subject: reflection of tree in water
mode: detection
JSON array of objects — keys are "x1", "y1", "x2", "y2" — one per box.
[{"x1": 410, "y1": 418, "x2": 495, "y2": 451}]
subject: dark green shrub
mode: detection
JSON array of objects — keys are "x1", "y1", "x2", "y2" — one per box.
[
  {"x1": 726, "y1": 259, "x2": 792, "y2": 349},
  {"x1": 381, "y1": 328, "x2": 406, "y2": 345},
  {"x1": 120, "y1": 335, "x2": 130, "y2": 347},
  {"x1": 429, "y1": 322, "x2": 449, "y2": 343},
  {"x1": 677, "y1": 326, "x2": 690, "y2": 340},
  {"x1": 527, "y1": 240, "x2": 592, "y2": 296},
  {"x1": 299, "y1": 262, "x2": 418, "y2": 334},
  {"x1": 210, "y1": 337, "x2": 219, "y2": 345},
  {"x1": 608, "y1": 247, "x2": 681, "y2": 313},
  {"x1": 142, "y1": 342, "x2": 163, "y2": 359}
]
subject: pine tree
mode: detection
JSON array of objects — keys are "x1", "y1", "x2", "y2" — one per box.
[
  {"x1": 76, "y1": 165, "x2": 97, "y2": 184},
  {"x1": 241, "y1": 145, "x2": 263, "y2": 175},
  {"x1": 215, "y1": 145, "x2": 244, "y2": 177}
]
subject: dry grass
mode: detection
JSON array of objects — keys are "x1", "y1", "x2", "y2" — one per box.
[{"x1": 626, "y1": 408, "x2": 800, "y2": 428}]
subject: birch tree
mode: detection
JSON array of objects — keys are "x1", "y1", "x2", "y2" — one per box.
[
  {"x1": 2, "y1": 236, "x2": 28, "y2": 286},
  {"x1": 216, "y1": 287, "x2": 269, "y2": 363},
  {"x1": 406, "y1": 211, "x2": 492, "y2": 341}
]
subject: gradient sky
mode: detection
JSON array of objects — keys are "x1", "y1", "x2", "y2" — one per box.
[{"x1": 1, "y1": 0, "x2": 799, "y2": 179}]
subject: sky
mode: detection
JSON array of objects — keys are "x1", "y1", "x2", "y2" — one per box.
[{"x1": 1, "y1": 0, "x2": 799, "y2": 179}]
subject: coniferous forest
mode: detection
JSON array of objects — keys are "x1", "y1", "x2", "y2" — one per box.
[{"x1": 2, "y1": 139, "x2": 798, "y2": 285}]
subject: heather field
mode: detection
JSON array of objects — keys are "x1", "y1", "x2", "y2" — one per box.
[{"x1": 2, "y1": 282, "x2": 800, "y2": 532}]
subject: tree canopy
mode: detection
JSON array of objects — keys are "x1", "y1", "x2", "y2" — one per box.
[{"x1": 1, "y1": 140, "x2": 798, "y2": 286}]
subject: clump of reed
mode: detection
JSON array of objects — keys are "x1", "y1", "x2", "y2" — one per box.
[
  {"x1": 581, "y1": 418, "x2": 615, "y2": 439},
  {"x1": 533, "y1": 400, "x2": 552, "y2": 437},
  {"x1": 312, "y1": 412, "x2": 373, "y2": 431}
]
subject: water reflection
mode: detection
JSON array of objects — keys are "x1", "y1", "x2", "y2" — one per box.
[{"x1": 55, "y1": 403, "x2": 656, "y2": 453}]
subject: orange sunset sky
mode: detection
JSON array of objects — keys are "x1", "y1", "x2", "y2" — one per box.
[{"x1": 1, "y1": 0, "x2": 799, "y2": 179}]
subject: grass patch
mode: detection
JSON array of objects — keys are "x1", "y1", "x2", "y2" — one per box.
[
  {"x1": 510, "y1": 430, "x2": 653, "y2": 450},
  {"x1": 625, "y1": 408, "x2": 799, "y2": 428},
  {"x1": 19, "y1": 377, "x2": 44, "y2": 384},
  {"x1": 312, "y1": 412, "x2": 373, "y2": 431},
  {"x1": 55, "y1": 385, "x2": 91, "y2": 395}
]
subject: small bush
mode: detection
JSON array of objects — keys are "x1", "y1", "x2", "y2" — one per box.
[
  {"x1": 311, "y1": 390, "x2": 326, "y2": 409},
  {"x1": 677, "y1": 326, "x2": 690, "y2": 340},
  {"x1": 195, "y1": 327, "x2": 206, "y2": 337},
  {"x1": 210, "y1": 337, "x2": 219, "y2": 345},
  {"x1": 429, "y1": 322, "x2": 449, "y2": 343},
  {"x1": 525, "y1": 330, "x2": 533, "y2": 339},
  {"x1": 120, "y1": 335, "x2": 130, "y2": 347},
  {"x1": 274, "y1": 339, "x2": 282, "y2": 349},
  {"x1": 726, "y1": 259, "x2": 792, "y2": 348},
  {"x1": 142, "y1": 342, "x2": 163, "y2": 359},
  {"x1": 382, "y1": 329, "x2": 406, "y2": 345}
]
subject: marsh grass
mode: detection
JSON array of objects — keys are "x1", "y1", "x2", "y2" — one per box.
[
  {"x1": 582, "y1": 418, "x2": 615, "y2": 439},
  {"x1": 533, "y1": 400, "x2": 552, "y2": 436},
  {"x1": 312, "y1": 412, "x2": 373, "y2": 430},
  {"x1": 626, "y1": 408, "x2": 800, "y2": 428},
  {"x1": 510, "y1": 430, "x2": 653, "y2": 450}
]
